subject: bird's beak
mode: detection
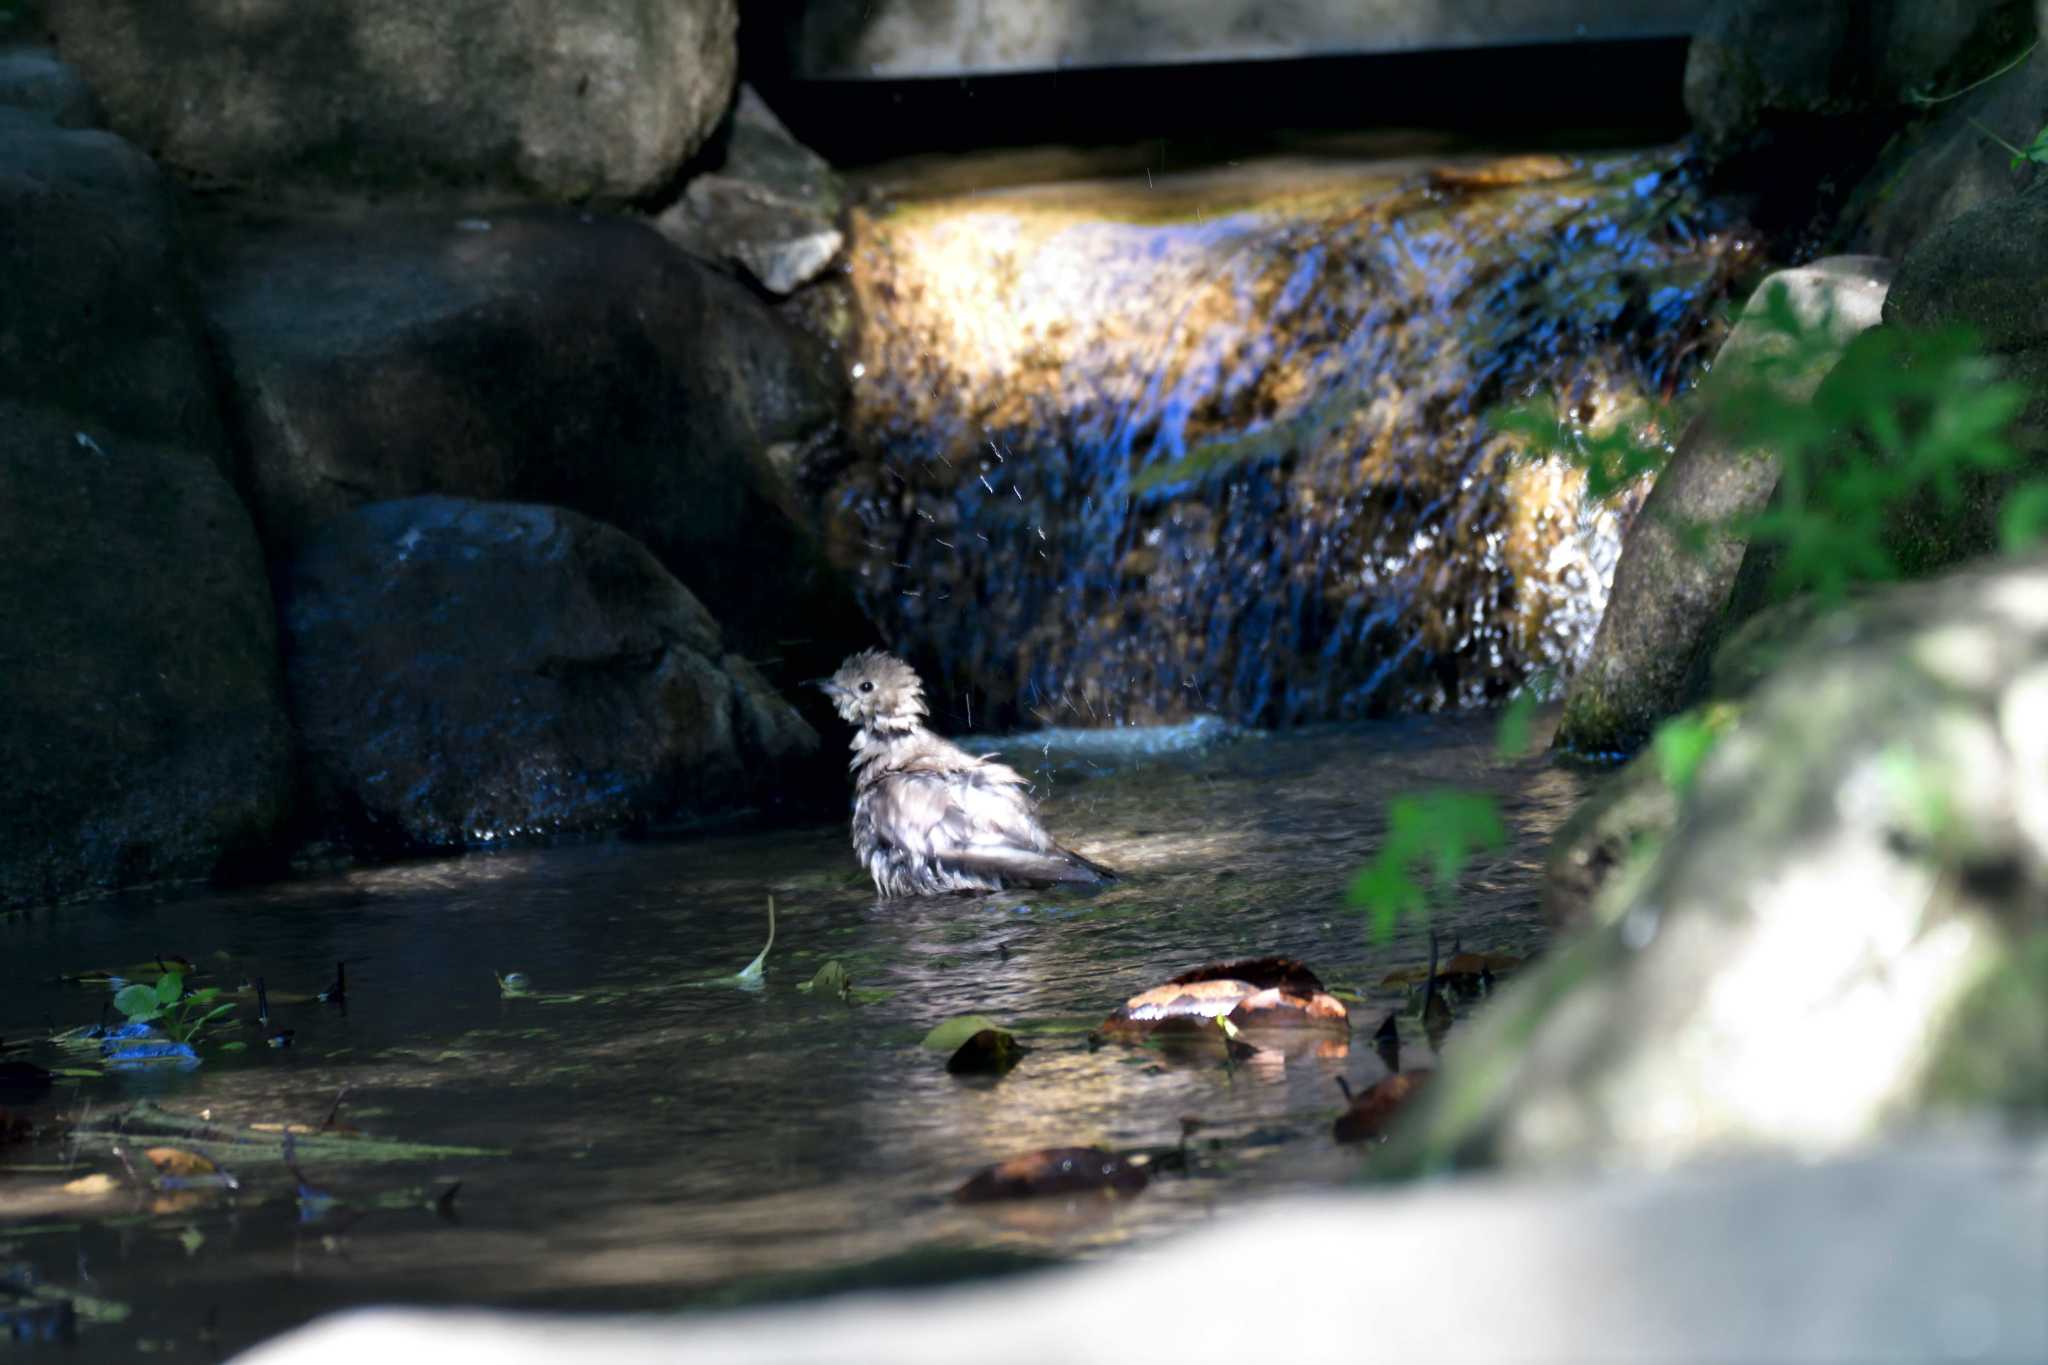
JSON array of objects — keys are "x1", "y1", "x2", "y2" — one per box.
[{"x1": 808, "y1": 678, "x2": 846, "y2": 698}]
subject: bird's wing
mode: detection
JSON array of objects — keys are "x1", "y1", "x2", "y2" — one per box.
[{"x1": 873, "y1": 766, "x2": 1110, "y2": 887}]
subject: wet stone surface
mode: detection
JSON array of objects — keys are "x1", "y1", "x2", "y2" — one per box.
[
  {"x1": 0, "y1": 712, "x2": 1578, "y2": 1359},
  {"x1": 815, "y1": 145, "x2": 1760, "y2": 728}
]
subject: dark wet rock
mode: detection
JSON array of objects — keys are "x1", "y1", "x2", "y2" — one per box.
[
  {"x1": 0, "y1": 404, "x2": 292, "y2": 909},
  {"x1": 652, "y1": 86, "x2": 844, "y2": 297},
  {"x1": 1557, "y1": 257, "x2": 1890, "y2": 758},
  {"x1": 1407, "y1": 553, "x2": 2048, "y2": 1171},
  {"x1": 43, "y1": 0, "x2": 736, "y2": 201},
  {"x1": 1685, "y1": 0, "x2": 2032, "y2": 164},
  {"x1": 0, "y1": 112, "x2": 229, "y2": 470},
  {"x1": 1885, "y1": 182, "x2": 2048, "y2": 353},
  {"x1": 280, "y1": 496, "x2": 819, "y2": 853},
  {"x1": 1839, "y1": 39, "x2": 2048, "y2": 259},
  {"x1": 0, "y1": 108, "x2": 289, "y2": 908},
  {"x1": 203, "y1": 207, "x2": 871, "y2": 694},
  {"x1": 0, "y1": 48, "x2": 97, "y2": 128}
]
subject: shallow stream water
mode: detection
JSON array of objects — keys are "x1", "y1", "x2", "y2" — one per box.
[{"x1": 2, "y1": 711, "x2": 1580, "y2": 1359}]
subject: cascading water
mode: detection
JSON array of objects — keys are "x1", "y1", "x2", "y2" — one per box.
[{"x1": 810, "y1": 146, "x2": 1759, "y2": 729}]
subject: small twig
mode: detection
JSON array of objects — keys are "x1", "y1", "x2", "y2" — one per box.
[{"x1": 1908, "y1": 38, "x2": 2037, "y2": 107}]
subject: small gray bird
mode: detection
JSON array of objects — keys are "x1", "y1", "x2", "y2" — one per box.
[{"x1": 813, "y1": 650, "x2": 1115, "y2": 898}]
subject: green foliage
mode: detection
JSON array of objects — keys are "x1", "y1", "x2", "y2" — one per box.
[
  {"x1": 1726, "y1": 313, "x2": 2035, "y2": 599},
  {"x1": 1495, "y1": 667, "x2": 1561, "y2": 759},
  {"x1": 1496, "y1": 281, "x2": 2048, "y2": 604},
  {"x1": 1491, "y1": 402, "x2": 1671, "y2": 501},
  {"x1": 1347, "y1": 792, "x2": 1507, "y2": 942},
  {"x1": 113, "y1": 972, "x2": 237, "y2": 1046},
  {"x1": 1967, "y1": 116, "x2": 2048, "y2": 170},
  {"x1": 1650, "y1": 710, "x2": 1722, "y2": 793}
]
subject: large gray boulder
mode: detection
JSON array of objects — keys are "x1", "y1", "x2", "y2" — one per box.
[
  {"x1": 0, "y1": 405, "x2": 292, "y2": 907},
  {"x1": 1416, "y1": 553, "x2": 2048, "y2": 1171},
  {"x1": 280, "y1": 497, "x2": 819, "y2": 852},
  {"x1": 202, "y1": 207, "x2": 871, "y2": 697},
  {"x1": 43, "y1": 0, "x2": 737, "y2": 201},
  {"x1": 0, "y1": 107, "x2": 291, "y2": 908},
  {"x1": 1556, "y1": 256, "x2": 1891, "y2": 757}
]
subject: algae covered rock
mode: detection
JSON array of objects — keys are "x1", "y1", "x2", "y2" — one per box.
[{"x1": 1412, "y1": 553, "x2": 2048, "y2": 1171}]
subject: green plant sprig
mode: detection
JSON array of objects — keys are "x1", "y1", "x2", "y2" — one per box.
[{"x1": 113, "y1": 972, "x2": 237, "y2": 1046}]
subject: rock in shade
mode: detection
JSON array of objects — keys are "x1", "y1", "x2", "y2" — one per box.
[
  {"x1": 43, "y1": 0, "x2": 737, "y2": 201},
  {"x1": 280, "y1": 496, "x2": 818, "y2": 852},
  {"x1": 0, "y1": 112, "x2": 291, "y2": 908},
  {"x1": 202, "y1": 206, "x2": 869, "y2": 700},
  {"x1": 0, "y1": 49, "x2": 101, "y2": 129}
]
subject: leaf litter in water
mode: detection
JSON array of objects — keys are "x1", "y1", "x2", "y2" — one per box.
[
  {"x1": 1098, "y1": 957, "x2": 1350, "y2": 1053},
  {"x1": 954, "y1": 1147, "x2": 1150, "y2": 1204},
  {"x1": 1333, "y1": 1070, "x2": 1435, "y2": 1144},
  {"x1": 920, "y1": 1015, "x2": 1004, "y2": 1052},
  {"x1": 945, "y1": 1029, "x2": 1026, "y2": 1076}
]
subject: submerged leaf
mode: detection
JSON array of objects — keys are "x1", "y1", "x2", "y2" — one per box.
[
  {"x1": 954, "y1": 1147, "x2": 1149, "y2": 1203},
  {"x1": 946, "y1": 1028, "x2": 1025, "y2": 1076}
]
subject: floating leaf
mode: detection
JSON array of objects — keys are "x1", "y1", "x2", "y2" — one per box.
[
  {"x1": 112, "y1": 984, "x2": 158, "y2": 1020},
  {"x1": 143, "y1": 1147, "x2": 217, "y2": 1179},
  {"x1": 801, "y1": 960, "x2": 852, "y2": 1001},
  {"x1": 922, "y1": 1015, "x2": 1005, "y2": 1052}
]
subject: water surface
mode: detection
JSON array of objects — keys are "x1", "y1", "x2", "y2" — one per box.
[{"x1": 1, "y1": 712, "x2": 1579, "y2": 1358}]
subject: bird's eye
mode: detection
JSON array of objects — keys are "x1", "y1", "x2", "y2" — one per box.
[{"x1": 859, "y1": 681, "x2": 874, "y2": 694}]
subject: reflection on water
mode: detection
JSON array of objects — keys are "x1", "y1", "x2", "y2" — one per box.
[{"x1": 0, "y1": 712, "x2": 1579, "y2": 1358}]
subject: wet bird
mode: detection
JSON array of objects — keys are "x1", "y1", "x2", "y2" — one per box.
[{"x1": 813, "y1": 650, "x2": 1115, "y2": 898}]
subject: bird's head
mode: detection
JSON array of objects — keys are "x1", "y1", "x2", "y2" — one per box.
[{"x1": 812, "y1": 649, "x2": 928, "y2": 733}]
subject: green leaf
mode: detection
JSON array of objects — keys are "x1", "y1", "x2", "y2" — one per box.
[
  {"x1": 922, "y1": 1015, "x2": 1004, "y2": 1052},
  {"x1": 1495, "y1": 668, "x2": 1558, "y2": 758},
  {"x1": 217, "y1": 1042, "x2": 249, "y2": 1054},
  {"x1": 2000, "y1": 480, "x2": 2048, "y2": 552},
  {"x1": 114, "y1": 984, "x2": 159, "y2": 1020},
  {"x1": 1652, "y1": 714, "x2": 1721, "y2": 793},
  {"x1": 801, "y1": 960, "x2": 852, "y2": 1000},
  {"x1": 155, "y1": 972, "x2": 184, "y2": 1008}
]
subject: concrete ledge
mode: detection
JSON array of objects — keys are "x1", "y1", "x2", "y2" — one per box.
[
  {"x1": 234, "y1": 1137, "x2": 2046, "y2": 1365},
  {"x1": 780, "y1": 0, "x2": 1714, "y2": 78}
]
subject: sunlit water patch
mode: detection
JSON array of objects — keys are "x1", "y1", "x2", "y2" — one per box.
[
  {"x1": 813, "y1": 146, "x2": 1759, "y2": 727},
  {"x1": 0, "y1": 713, "x2": 1579, "y2": 1359}
]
